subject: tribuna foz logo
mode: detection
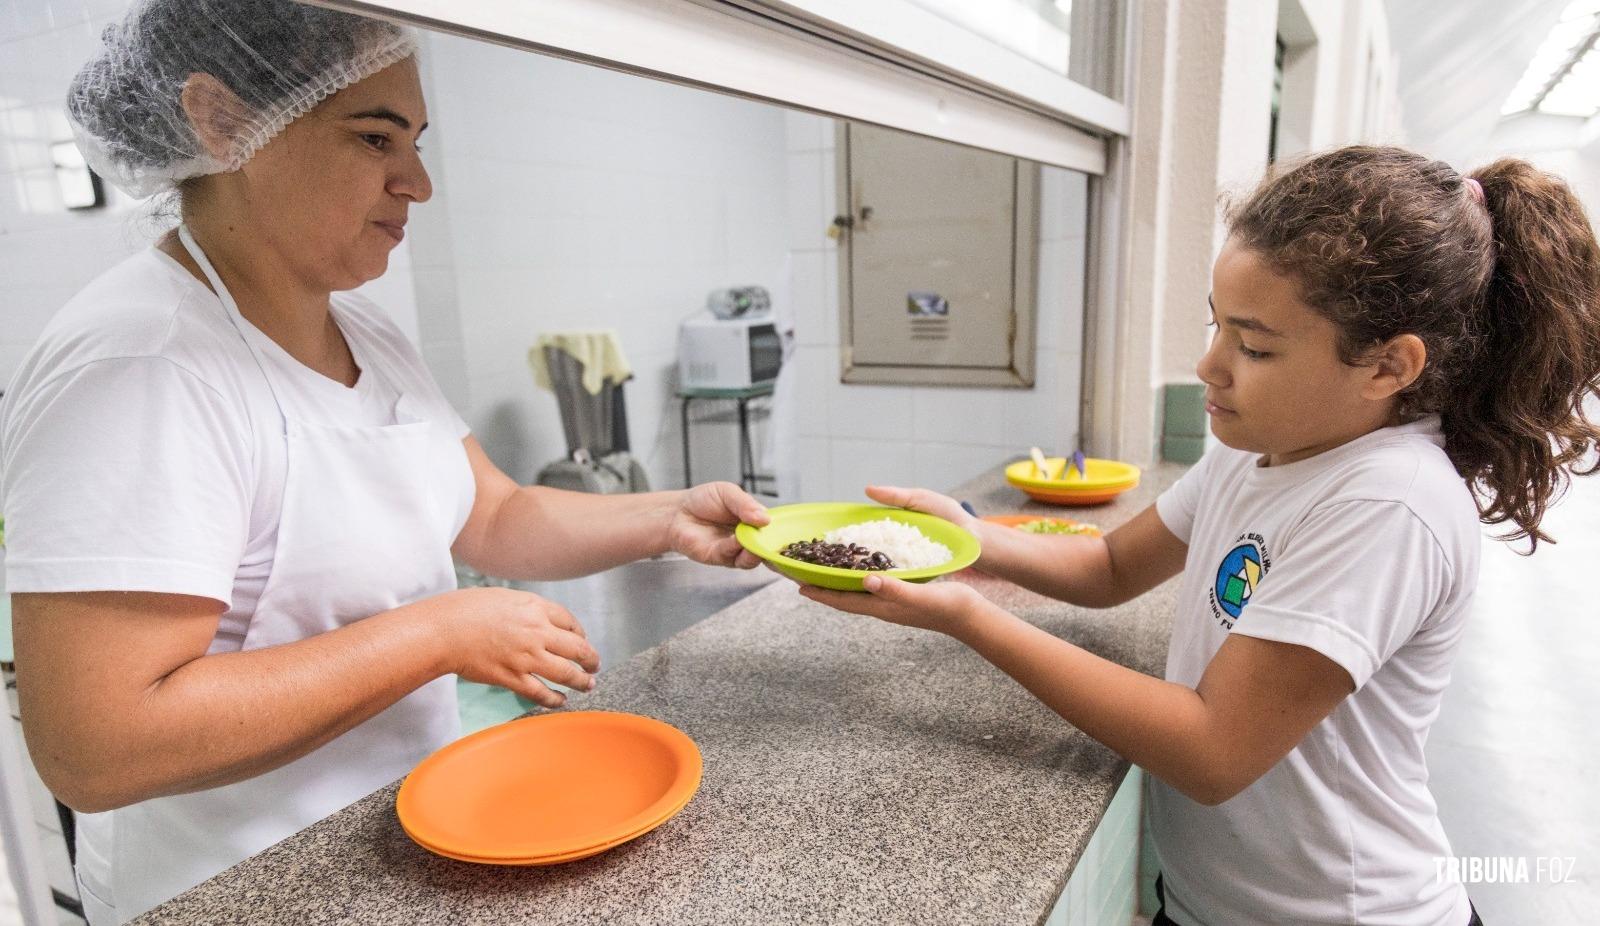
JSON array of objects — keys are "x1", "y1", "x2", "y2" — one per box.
[{"x1": 1434, "y1": 856, "x2": 1578, "y2": 884}]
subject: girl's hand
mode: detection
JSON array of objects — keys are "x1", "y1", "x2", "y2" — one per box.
[
  {"x1": 864, "y1": 485, "x2": 981, "y2": 533},
  {"x1": 669, "y1": 481, "x2": 771, "y2": 568},
  {"x1": 425, "y1": 587, "x2": 601, "y2": 708},
  {"x1": 799, "y1": 574, "x2": 990, "y2": 636}
]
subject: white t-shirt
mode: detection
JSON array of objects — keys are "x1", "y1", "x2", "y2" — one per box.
[
  {"x1": 1150, "y1": 417, "x2": 1477, "y2": 926},
  {"x1": 0, "y1": 247, "x2": 473, "y2": 653}
]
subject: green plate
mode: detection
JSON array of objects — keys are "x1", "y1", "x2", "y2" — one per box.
[{"x1": 735, "y1": 503, "x2": 981, "y2": 591}]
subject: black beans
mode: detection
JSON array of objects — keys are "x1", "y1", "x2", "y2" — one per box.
[{"x1": 780, "y1": 538, "x2": 897, "y2": 571}]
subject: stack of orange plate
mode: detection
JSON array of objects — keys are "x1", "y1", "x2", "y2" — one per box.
[
  {"x1": 396, "y1": 711, "x2": 702, "y2": 865},
  {"x1": 1003, "y1": 457, "x2": 1141, "y2": 506}
]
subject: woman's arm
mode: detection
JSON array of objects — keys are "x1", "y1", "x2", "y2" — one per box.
[
  {"x1": 14, "y1": 586, "x2": 597, "y2": 813},
  {"x1": 449, "y1": 436, "x2": 770, "y2": 581},
  {"x1": 801, "y1": 578, "x2": 1353, "y2": 805},
  {"x1": 858, "y1": 487, "x2": 1187, "y2": 607}
]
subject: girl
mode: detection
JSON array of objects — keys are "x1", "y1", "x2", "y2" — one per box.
[{"x1": 805, "y1": 146, "x2": 1600, "y2": 925}]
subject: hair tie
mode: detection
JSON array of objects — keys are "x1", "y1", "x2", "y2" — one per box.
[{"x1": 1464, "y1": 177, "x2": 1485, "y2": 204}]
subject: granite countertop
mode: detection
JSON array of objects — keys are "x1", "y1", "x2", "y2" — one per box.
[{"x1": 135, "y1": 462, "x2": 1187, "y2": 925}]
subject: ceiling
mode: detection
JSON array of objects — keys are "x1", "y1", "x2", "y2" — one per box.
[{"x1": 1384, "y1": 0, "x2": 1570, "y2": 161}]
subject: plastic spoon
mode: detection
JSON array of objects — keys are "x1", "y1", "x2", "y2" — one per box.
[
  {"x1": 1029, "y1": 447, "x2": 1063, "y2": 480},
  {"x1": 1029, "y1": 446, "x2": 1049, "y2": 478}
]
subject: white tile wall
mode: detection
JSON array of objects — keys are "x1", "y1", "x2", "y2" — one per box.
[
  {"x1": 409, "y1": 33, "x2": 790, "y2": 487},
  {"x1": 788, "y1": 249, "x2": 838, "y2": 348},
  {"x1": 1043, "y1": 767, "x2": 1143, "y2": 926},
  {"x1": 828, "y1": 436, "x2": 918, "y2": 500},
  {"x1": 0, "y1": 1, "x2": 421, "y2": 390},
  {"x1": 782, "y1": 111, "x2": 1089, "y2": 500},
  {"x1": 827, "y1": 383, "x2": 916, "y2": 442},
  {"x1": 0, "y1": 2, "x2": 146, "y2": 391}
]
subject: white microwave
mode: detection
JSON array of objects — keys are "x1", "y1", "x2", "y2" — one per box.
[{"x1": 677, "y1": 312, "x2": 783, "y2": 390}]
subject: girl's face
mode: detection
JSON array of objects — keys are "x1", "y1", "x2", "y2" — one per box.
[
  {"x1": 1199, "y1": 239, "x2": 1406, "y2": 466},
  {"x1": 213, "y1": 57, "x2": 432, "y2": 290}
]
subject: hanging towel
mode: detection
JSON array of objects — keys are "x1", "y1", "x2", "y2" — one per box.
[{"x1": 528, "y1": 330, "x2": 634, "y2": 395}]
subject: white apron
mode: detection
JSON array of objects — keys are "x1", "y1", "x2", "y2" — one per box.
[{"x1": 75, "y1": 226, "x2": 469, "y2": 923}]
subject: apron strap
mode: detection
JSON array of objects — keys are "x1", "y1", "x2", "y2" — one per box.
[{"x1": 176, "y1": 224, "x2": 289, "y2": 428}]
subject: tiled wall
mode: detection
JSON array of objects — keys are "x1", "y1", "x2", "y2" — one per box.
[
  {"x1": 0, "y1": 0, "x2": 420, "y2": 392},
  {"x1": 0, "y1": 0, "x2": 150, "y2": 387},
  {"x1": 780, "y1": 113, "x2": 1087, "y2": 502},
  {"x1": 406, "y1": 44, "x2": 1087, "y2": 498},
  {"x1": 1044, "y1": 766, "x2": 1144, "y2": 926},
  {"x1": 408, "y1": 33, "x2": 790, "y2": 487}
]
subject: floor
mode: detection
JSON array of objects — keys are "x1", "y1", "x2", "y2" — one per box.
[
  {"x1": 2, "y1": 480, "x2": 1597, "y2": 924},
  {"x1": 1423, "y1": 471, "x2": 1600, "y2": 921}
]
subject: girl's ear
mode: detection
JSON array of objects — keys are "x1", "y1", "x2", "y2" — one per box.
[{"x1": 1363, "y1": 333, "x2": 1427, "y2": 401}]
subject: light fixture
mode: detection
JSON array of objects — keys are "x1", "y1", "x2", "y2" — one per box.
[
  {"x1": 50, "y1": 140, "x2": 104, "y2": 210},
  {"x1": 1502, "y1": 0, "x2": 1600, "y2": 117}
]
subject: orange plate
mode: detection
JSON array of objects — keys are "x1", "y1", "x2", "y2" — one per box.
[
  {"x1": 981, "y1": 514, "x2": 1103, "y2": 536},
  {"x1": 396, "y1": 711, "x2": 702, "y2": 863},
  {"x1": 1015, "y1": 484, "x2": 1136, "y2": 506}
]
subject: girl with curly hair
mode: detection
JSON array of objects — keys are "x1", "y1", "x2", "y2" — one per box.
[{"x1": 810, "y1": 145, "x2": 1600, "y2": 925}]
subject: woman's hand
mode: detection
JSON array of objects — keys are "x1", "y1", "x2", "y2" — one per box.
[
  {"x1": 863, "y1": 485, "x2": 980, "y2": 533},
  {"x1": 799, "y1": 574, "x2": 992, "y2": 637},
  {"x1": 424, "y1": 587, "x2": 601, "y2": 708},
  {"x1": 668, "y1": 481, "x2": 771, "y2": 568}
]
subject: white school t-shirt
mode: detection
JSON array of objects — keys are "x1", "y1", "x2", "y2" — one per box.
[
  {"x1": 0, "y1": 247, "x2": 474, "y2": 653},
  {"x1": 1150, "y1": 417, "x2": 1477, "y2": 926}
]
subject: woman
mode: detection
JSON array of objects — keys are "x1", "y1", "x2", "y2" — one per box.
[{"x1": 0, "y1": 2, "x2": 768, "y2": 921}]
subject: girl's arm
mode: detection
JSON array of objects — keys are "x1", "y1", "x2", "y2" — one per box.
[
  {"x1": 976, "y1": 504, "x2": 1188, "y2": 606},
  {"x1": 859, "y1": 487, "x2": 1188, "y2": 607},
  {"x1": 800, "y1": 577, "x2": 1353, "y2": 805}
]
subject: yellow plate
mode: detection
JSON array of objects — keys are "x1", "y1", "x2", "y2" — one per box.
[{"x1": 1004, "y1": 457, "x2": 1141, "y2": 491}]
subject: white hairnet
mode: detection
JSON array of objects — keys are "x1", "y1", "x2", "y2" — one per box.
[{"x1": 67, "y1": 0, "x2": 418, "y2": 198}]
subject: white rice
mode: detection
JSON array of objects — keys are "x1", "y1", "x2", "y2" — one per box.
[{"x1": 824, "y1": 518, "x2": 953, "y2": 570}]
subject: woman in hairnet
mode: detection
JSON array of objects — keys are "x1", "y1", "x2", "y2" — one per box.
[{"x1": 0, "y1": 2, "x2": 770, "y2": 921}]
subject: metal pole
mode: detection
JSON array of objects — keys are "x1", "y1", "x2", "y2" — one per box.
[
  {"x1": 736, "y1": 397, "x2": 753, "y2": 492},
  {"x1": 680, "y1": 395, "x2": 693, "y2": 489}
]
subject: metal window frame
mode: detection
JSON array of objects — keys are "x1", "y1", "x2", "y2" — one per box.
[
  {"x1": 310, "y1": 0, "x2": 1114, "y2": 173},
  {"x1": 708, "y1": 0, "x2": 1130, "y2": 136}
]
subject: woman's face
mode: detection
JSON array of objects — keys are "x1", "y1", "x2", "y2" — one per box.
[
  {"x1": 219, "y1": 57, "x2": 432, "y2": 290},
  {"x1": 1198, "y1": 239, "x2": 1394, "y2": 466}
]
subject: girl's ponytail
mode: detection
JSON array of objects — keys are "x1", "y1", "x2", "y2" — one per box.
[
  {"x1": 1455, "y1": 160, "x2": 1600, "y2": 549},
  {"x1": 1230, "y1": 147, "x2": 1600, "y2": 552}
]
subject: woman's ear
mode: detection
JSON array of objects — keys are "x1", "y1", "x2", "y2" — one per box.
[
  {"x1": 179, "y1": 73, "x2": 250, "y2": 163},
  {"x1": 1364, "y1": 333, "x2": 1427, "y2": 400}
]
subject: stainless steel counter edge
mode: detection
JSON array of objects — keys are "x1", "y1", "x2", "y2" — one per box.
[{"x1": 134, "y1": 462, "x2": 1188, "y2": 925}]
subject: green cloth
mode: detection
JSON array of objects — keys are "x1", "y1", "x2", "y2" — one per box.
[{"x1": 528, "y1": 330, "x2": 633, "y2": 395}]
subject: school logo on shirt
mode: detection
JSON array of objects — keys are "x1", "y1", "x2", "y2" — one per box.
[{"x1": 1209, "y1": 532, "x2": 1271, "y2": 629}]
